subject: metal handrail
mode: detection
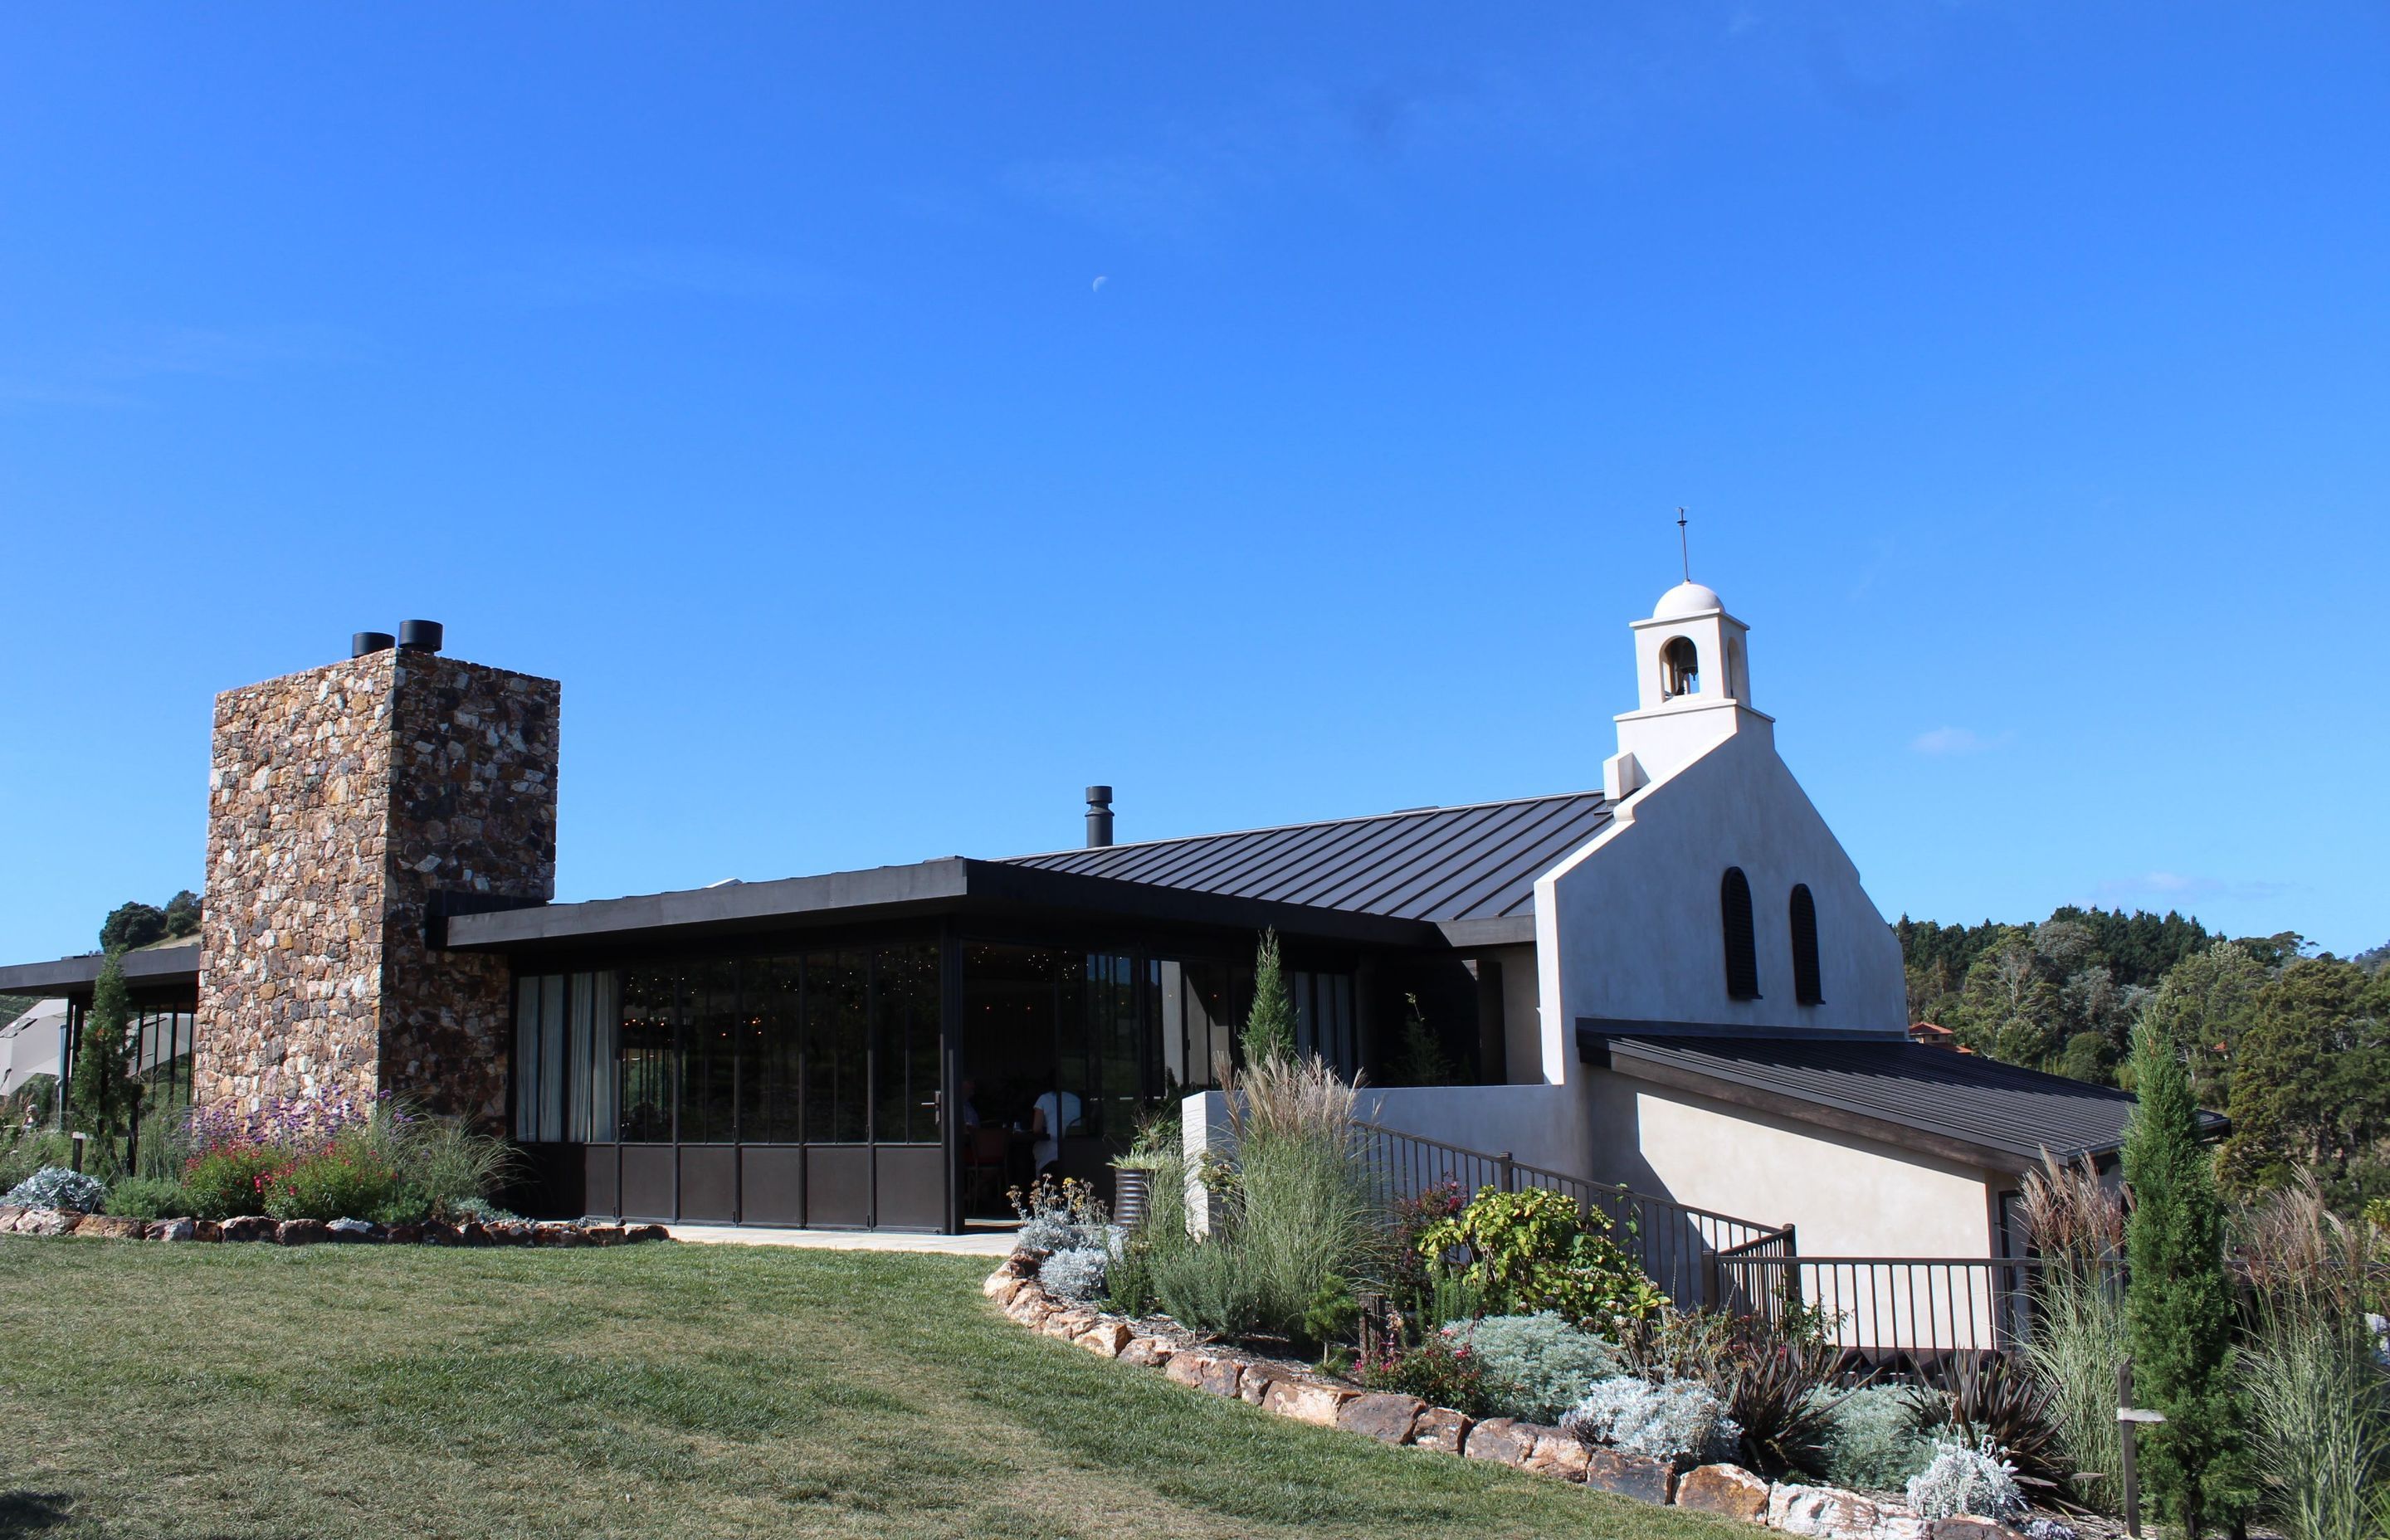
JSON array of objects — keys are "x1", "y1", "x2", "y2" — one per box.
[
  {"x1": 1717, "y1": 1253, "x2": 2041, "y2": 1360},
  {"x1": 1351, "y1": 1118, "x2": 1793, "y2": 1310}
]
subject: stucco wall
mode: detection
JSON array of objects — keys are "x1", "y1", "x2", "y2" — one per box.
[
  {"x1": 1356, "y1": 1082, "x2": 1590, "y2": 1177},
  {"x1": 1534, "y1": 727, "x2": 1907, "y2": 1051},
  {"x1": 1582, "y1": 1069, "x2": 1997, "y2": 1256}
]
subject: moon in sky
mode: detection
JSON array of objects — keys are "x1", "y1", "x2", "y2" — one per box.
[{"x1": 1092, "y1": 275, "x2": 1108, "y2": 292}]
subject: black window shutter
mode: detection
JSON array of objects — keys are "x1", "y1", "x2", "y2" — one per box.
[
  {"x1": 1790, "y1": 884, "x2": 1823, "y2": 1006},
  {"x1": 1720, "y1": 868, "x2": 1760, "y2": 1000}
]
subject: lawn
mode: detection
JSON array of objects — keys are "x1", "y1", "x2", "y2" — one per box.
[{"x1": 0, "y1": 1237, "x2": 1748, "y2": 1540}]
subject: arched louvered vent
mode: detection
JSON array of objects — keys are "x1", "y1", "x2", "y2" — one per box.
[
  {"x1": 1720, "y1": 867, "x2": 1760, "y2": 1000},
  {"x1": 1790, "y1": 884, "x2": 1822, "y2": 1006}
]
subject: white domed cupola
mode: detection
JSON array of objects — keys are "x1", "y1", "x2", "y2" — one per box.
[{"x1": 1602, "y1": 578, "x2": 1773, "y2": 799}]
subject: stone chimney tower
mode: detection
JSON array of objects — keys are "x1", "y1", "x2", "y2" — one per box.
[{"x1": 191, "y1": 629, "x2": 559, "y2": 1123}]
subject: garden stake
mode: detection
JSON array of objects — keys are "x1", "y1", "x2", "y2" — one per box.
[{"x1": 2115, "y1": 1357, "x2": 2167, "y2": 1539}]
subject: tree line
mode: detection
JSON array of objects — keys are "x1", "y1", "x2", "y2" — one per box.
[{"x1": 1899, "y1": 907, "x2": 2390, "y2": 1211}]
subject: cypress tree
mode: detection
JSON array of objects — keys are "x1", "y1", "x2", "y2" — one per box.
[
  {"x1": 1241, "y1": 928, "x2": 1295, "y2": 1066},
  {"x1": 2122, "y1": 1017, "x2": 2249, "y2": 1538},
  {"x1": 70, "y1": 948, "x2": 139, "y2": 1169}
]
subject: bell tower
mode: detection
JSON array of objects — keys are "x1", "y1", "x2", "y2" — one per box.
[{"x1": 1603, "y1": 581, "x2": 1773, "y2": 798}]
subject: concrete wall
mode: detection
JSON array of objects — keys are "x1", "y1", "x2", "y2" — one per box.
[{"x1": 1534, "y1": 726, "x2": 1907, "y2": 1050}]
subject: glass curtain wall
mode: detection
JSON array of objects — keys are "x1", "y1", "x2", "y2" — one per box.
[
  {"x1": 516, "y1": 943, "x2": 941, "y2": 1147},
  {"x1": 1292, "y1": 969, "x2": 1358, "y2": 1079}
]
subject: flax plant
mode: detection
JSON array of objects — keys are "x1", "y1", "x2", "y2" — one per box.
[{"x1": 2018, "y1": 1151, "x2": 2129, "y2": 1513}]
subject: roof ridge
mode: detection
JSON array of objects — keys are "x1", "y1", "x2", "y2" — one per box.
[{"x1": 1002, "y1": 789, "x2": 1605, "y2": 864}]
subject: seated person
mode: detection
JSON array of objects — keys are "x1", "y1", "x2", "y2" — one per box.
[{"x1": 1029, "y1": 1087, "x2": 1082, "y2": 1176}]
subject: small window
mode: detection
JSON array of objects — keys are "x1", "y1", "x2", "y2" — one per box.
[
  {"x1": 1661, "y1": 636, "x2": 1700, "y2": 699},
  {"x1": 1790, "y1": 885, "x2": 1822, "y2": 1006},
  {"x1": 1720, "y1": 867, "x2": 1760, "y2": 1000}
]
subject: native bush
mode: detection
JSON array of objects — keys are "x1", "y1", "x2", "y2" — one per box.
[
  {"x1": 1457, "y1": 1311, "x2": 1625, "y2": 1423},
  {"x1": 1149, "y1": 1233, "x2": 1270, "y2": 1336},
  {"x1": 101, "y1": 1175, "x2": 188, "y2": 1221},
  {"x1": 1204, "y1": 1053, "x2": 1383, "y2": 1343},
  {"x1": 260, "y1": 1140, "x2": 421, "y2": 1223},
  {"x1": 1626, "y1": 1306, "x2": 1849, "y2": 1478},
  {"x1": 2019, "y1": 1152, "x2": 2129, "y2": 1513},
  {"x1": 1914, "y1": 1353, "x2": 2071, "y2": 1499},
  {"x1": 2240, "y1": 1173, "x2": 2389, "y2": 1540},
  {"x1": 5, "y1": 1166, "x2": 105, "y2": 1211},
  {"x1": 1819, "y1": 1385, "x2": 1937, "y2": 1493},
  {"x1": 1905, "y1": 1438, "x2": 2025, "y2": 1522},
  {"x1": 393, "y1": 1115, "x2": 519, "y2": 1218},
  {"x1": 1011, "y1": 1175, "x2": 1110, "y2": 1255},
  {"x1": 181, "y1": 1145, "x2": 285, "y2": 1219},
  {"x1": 1564, "y1": 1375, "x2": 1740, "y2": 1467},
  {"x1": 0, "y1": 1126, "x2": 73, "y2": 1193},
  {"x1": 1040, "y1": 1246, "x2": 1111, "y2": 1304},
  {"x1": 1416, "y1": 1186, "x2": 1664, "y2": 1332},
  {"x1": 1355, "y1": 1327, "x2": 1490, "y2": 1416}
]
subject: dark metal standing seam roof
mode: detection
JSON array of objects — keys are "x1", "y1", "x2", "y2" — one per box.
[
  {"x1": 1584, "y1": 1033, "x2": 2227, "y2": 1171},
  {"x1": 1005, "y1": 791, "x2": 1612, "y2": 936}
]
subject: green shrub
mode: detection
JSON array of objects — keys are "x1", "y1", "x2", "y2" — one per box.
[
  {"x1": 182, "y1": 1145, "x2": 285, "y2": 1219},
  {"x1": 394, "y1": 1114, "x2": 518, "y2": 1219},
  {"x1": 1459, "y1": 1311, "x2": 1625, "y2": 1423},
  {"x1": 101, "y1": 1175, "x2": 190, "y2": 1221},
  {"x1": 1206, "y1": 1054, "x2": 1384, "y2": 1342},
  {"x1": 0, "y1": 1126, "x2": 73, "y2": 1192},
  {"x1": 1150, "y1": 1236, "x2": 1268, "y2": 1337},
  {"x1": 1821, "y1": 1385, "x2": 1936, "y2": 1492},
  {"x1": 1416, "y1": 1187, "x2": 1664, "y2": 1331},
  {"x1": 1356, "y1": 1328, "x2": 1490, "y2": 1416},
  {"x1": 260, "y1": 1141, "x2": 411, "y2": 1222}
]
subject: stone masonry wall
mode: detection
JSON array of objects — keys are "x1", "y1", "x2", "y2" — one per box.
[
  {"x1": 193, "y1": 650, "x2": 559, "y2": 1126},
  {"x1": 377, "y1": 656, "x2": 558, "y2": 1123},
  {"x1": 193, "y1": 655, "x2": 398, "y2": 1112}
]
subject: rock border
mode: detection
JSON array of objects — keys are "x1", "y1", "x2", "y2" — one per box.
[
  {"x1": 984, "y1": 1260, "x2": 2029, "y2": 1540},
  {"x1": 0, "y1": 1204, "x2": 671, "y2": 1248}
]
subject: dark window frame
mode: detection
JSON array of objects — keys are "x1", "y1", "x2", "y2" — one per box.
[
  {"x1": 1720, "y1": 867, "x2": 1760, "y2": 1000},
  {"x1": 1789, "y1": 883, "x2": 1823, "y2": 1006}
]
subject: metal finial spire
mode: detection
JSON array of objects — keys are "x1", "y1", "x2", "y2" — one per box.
[{"x1": 1676, "y1": 508, "x2": 1690, "y2": 582}]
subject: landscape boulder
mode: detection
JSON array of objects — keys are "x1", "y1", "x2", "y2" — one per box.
[
  {"x1": 1335, "y1": 1392, "x2": 1424, "y2": 1445},
  {"x1": 17, "y1": 1210, "x2": 75, "y2": 1236},
  {"x1": 73, "y1": 1214, "x2": 145, "y2": 1239},
  {"x1": 275, "y1": 1219, "x2": 330, "y2": 1246},
  {"x1": 326, "y1": 1218, "x2": 376, "y2": 1242},
  {"x1": 1463, "y1": 1418, "x2": 1536, "y2": 1467},
  {"x1": 0, "y1": 1205, "x2": 22, "y2": 1227},
  {"x1": 145, "y1": 1218, "x2": 198, "y2": 1242},
  {"x1": 383, "y1": 1223, "x2": 422, "y2": 1245},
  {"x1": 1582, "y1": 1446, "x2": 1677, "y2": 1503},
  {"x1": 583, "y1": 1223, "x2": 625, "y2": 1245},
  {"x1": 1409, "y1": 1406, "x2": 1472, "y2": 1454},
  {"x1": 1927, "y1": 1520, "x2": 2025, "y2": 1540},
  {"x1": 193, "y1": 1220, "x2": 222, "y2": 1242},
  {"x1": 221, "y1": 1215, "x2": 276, "y2": 1242},
  {"x1": 1770, "y1": 1483, "x2": 1887, "y2": 1540},
  {"x1": 1261, "y1": 1378, "x2": 1354, "y2": 1428},
  {"x1": 1075, "y1": 1320, "x2": 1134, "y2": 1357},
  {"x1": 1676, "y1": 1463, "x2": 1768, "y2": 1522},
  {"x1": 1239, "y1": 1365, "x2": 1280, "y2": 1406},
  {"x1": 625, "y1": 1223, "x2": 670, "y2": 1242},
  {"x1": 1119, "y1": 1336, "x2": 1174, "y2": 1369},
  {"x1": 1196, "y1": 1357, "x2": 1244, "y2": 1399},
  {"x1": 1521, "y1": 1426, "x2": 1590, "y2": 1480}
]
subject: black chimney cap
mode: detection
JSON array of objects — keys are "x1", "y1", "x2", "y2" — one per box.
[
  {"x1": 352, "y1": 631, "x2": 396, "y2": 659},
  {"x1": 1085, "y1": 785, "x2": 1113, "y2": 807},
  {"x1": 397, "y1": 620, "x2": 445, "y2": 654}
]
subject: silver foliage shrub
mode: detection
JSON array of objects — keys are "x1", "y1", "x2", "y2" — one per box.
[
  {"x1": 4, "y1": 1166, "x2": 105, "y2": 1211},
  {"x1": 1905, "y1": 1438, "x2": 2025, "y2": 1521},
  {"x1": 1562, "y1": 1375, "x2": 1740, "y2": 1468},
  {"x1": 1039, "y1": 1246, "x2": 1111, "y2": 1303},
  {"x1": 1819, "y1": 1384, "x2": 1937, "y2": 1493},
  {"x1": 1458, "y1": 1312, "x2": 1627, "y2": 1424}
]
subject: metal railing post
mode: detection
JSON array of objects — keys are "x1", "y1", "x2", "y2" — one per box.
[{"x1": 1497, "y1": 1152, "x2": 1515, "y2": 1194}]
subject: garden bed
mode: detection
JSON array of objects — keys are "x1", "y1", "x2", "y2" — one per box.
[
  {"x1": 985, "y1": 1254, "x2": 2038, "y2": 1540},
  {"x1": 0, "y1": 1202, "x2": 668, "y2": 1247}
]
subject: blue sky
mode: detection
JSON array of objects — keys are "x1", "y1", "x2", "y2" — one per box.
[{"x1": 2, "y1": 3, "x2": 2384, "y2": 964}]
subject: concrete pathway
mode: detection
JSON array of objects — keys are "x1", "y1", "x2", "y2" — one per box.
[{"x1": 663, "y1": 1224, "x2": 1015, "y2": 1256}]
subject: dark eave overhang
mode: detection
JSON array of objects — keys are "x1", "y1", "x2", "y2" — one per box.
[
  {"x1": 445, "y1": 856, "x2": 1447, "y2": 960},
  {"x1": 0, "y1": 943, "x2": 202, "y2": 998}
]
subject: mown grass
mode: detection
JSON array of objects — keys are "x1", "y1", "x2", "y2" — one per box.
[{"x1": 0, "y1": 1237, "x2": 1746, "y2": 1540}]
